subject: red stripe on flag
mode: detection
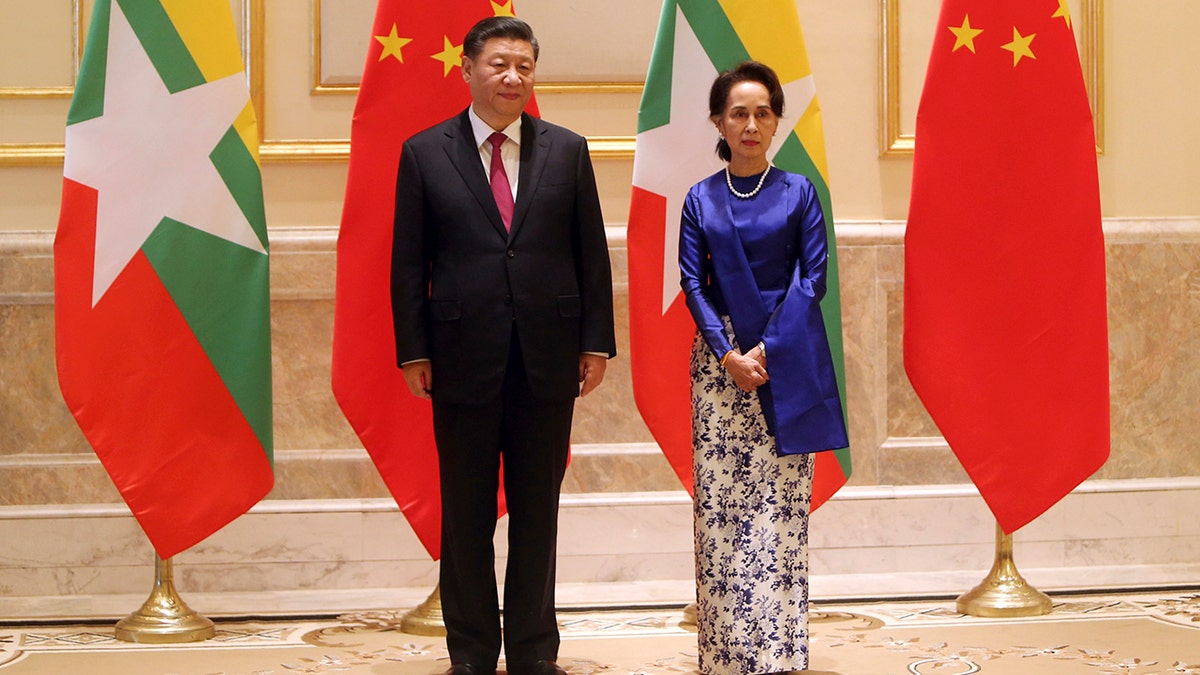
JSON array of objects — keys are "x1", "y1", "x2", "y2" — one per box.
[
  {"x1": 627, "y1": 186, "x2": 697, "y2": 493},
  {"x1": 811, "y1": 452, "x2": 845, "y2": 509},
  {"x1": 55, "y1": 178, "x2": 273, "y2": 558}
]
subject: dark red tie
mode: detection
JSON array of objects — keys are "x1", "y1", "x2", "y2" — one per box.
[{"x1": 488, "y1": 132, "x2": 514, "y2": 231}]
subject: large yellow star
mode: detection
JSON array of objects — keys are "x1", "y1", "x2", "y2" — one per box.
[
  {"x1": 1052, "y1": 0, "x2": 1072, "y2": 29},
  {"x1": 1001, "y1": 27, "x2": 1037, "y2": 66},
  {"x1": 491, "y1": 1, "x2": 514, "y2": 17},
  {"x1": 948, "y1": 14, "x2": 983, "y2": 53},
  {"x1": 431, "y1": 36, "x2": 464, "y2": 77},
  {"x1": 375, "y1": 24, "x2": 412, "y2": 63}
]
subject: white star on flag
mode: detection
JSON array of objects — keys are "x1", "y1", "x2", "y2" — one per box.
[
  {"x1": 63, "y1": 0, "x2": 265, "y2": 307},
  {"x1": 632, "y1": 6, "x2": 818, "y2": 316},
  {"x1": 632, "y1": 6, "x2": 724, "y2": 316}
]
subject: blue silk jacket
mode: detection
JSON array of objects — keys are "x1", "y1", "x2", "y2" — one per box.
[{"x1": 679, "y1": 168, "x2": 849, "y2": 455}]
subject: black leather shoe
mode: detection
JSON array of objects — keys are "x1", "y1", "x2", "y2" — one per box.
[
  {"x1": 445, "y1": 665, "x2": 495, "y2": 675},
  {"x1": 526, "y1": 660, "x2": 568, "y2": 675}
]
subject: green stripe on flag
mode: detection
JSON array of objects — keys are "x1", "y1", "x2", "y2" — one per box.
[
  {"x1": 68, "y1": 0, "x2": 112, "y2": 125},
  {"x1": 211, "y1": 127, "x2": 269, "y2": 250},
  {"x1": 775, "y1": 132, "x2": 852, "y2": 476},
  {"x1": 142, "y1": 219, "x2": 273, "y2": 459},
  {"x1": 679, "y1": 0, "x2": 751, "y2": 73},
  {"x1": 774, "y1": 132, "x2": 833, "y2": 230},
  {"x1": 637, "y1": 2, "x2": 679, "y2": 132},
  {"x1": 639, "y1": 0, "x2": 753, "y2": 134},
  {"x1": 117, "y1": 0, "x2": 206, "y2": 93}
]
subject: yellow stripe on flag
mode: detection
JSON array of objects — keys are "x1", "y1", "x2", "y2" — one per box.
[
  {"x1": 718, "y1": 0, "x2": 812, "y2": 83},
  {"x1": 160, "y1": 0, "x2": 245, "y2": 82},
  {"x1": 234, "y1": 102, "x2": 261, "y2": 166},
  {"x1": 793, "y1": 96, "x2": 829, "y2": 182}
]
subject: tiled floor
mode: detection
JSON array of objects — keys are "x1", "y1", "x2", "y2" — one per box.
[{"x1": 2, "y1": 590, "x2": 1200, "y2": 674}]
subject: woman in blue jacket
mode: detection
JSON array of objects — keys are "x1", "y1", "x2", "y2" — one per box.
[{"x1": 678, "y1": 60, "x2": 848, "y2": 675}]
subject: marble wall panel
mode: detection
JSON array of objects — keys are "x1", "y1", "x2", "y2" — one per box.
[
  {"x1": 1104, "y1": 241, "x2": 1200, "y2": 478},
  {"x1": 0, "y1": 462, "x2": 121, "y2": 505},
  {"x1": 1063, "y1": 534, "x2": 1200, "y2": 567},
  {"x1": 883, "y1": 284, "x2": 940, "y2": 441},
  {"x1": 4, "y1": 221, "x2": 1200, "y2": 510},
  {"x1": 270, "y1": 298, "x2": 359, "y2": 452},
  {"x1": 266, "y1": 451, "x2": 389, "y2": 500},
  {"x1": 0, "y1": 304, "x2": 86, "y2": 458},
  {"x1": 559, "y1": 447, "x2": 680, "y2": 494},
  {"x1": 835, "y1": 242, "x2": 884, "y2": 486}
]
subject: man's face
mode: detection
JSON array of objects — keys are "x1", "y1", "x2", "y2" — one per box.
[{"x1": 462, "y1": 37, "x2": 536, "y2": 130}]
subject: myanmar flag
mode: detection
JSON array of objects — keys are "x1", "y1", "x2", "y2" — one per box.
[
  {"x1": 332, "y1": 0, "x2": 535, "y2": 559},
  {"x1": 627, "y1": 0, "x2": 851, "y2": 508},
  {"x1": 904, "y1": 0, "x2": 1110, "y2": 533},
  {"x1": 55, "y1": 0, "x2": 273, "y2": 560}
]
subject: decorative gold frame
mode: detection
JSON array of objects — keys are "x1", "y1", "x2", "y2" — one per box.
[
  {"x1": 0, "y1": 1, "x2": 82, "y2": 99},
  {"x1": 310, "y1": 0, "x2": 356, "y2": 95},
  {"x1": 880, "y1": 0, "x2": 1105, "y2": 156}
]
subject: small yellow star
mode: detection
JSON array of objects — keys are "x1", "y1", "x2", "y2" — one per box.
[
  {"x1": 375, "y1": 24, "x2": 412, "y2": 63},
  {"x1": 1052, "y1": 0, "x2": 1072, "y2": 30},
  {"x1": 1001, "y1": 27, "x2": 1037, "y2": 66},
  {"x1": 431, "y1": 36, "x2": 464, "y2": 77},
  {"x1": 948, "y1": 14, "x2": 983, "y2": 53},
  {"x1": 492, "y1": 1, "x2": 514, "y2": 17}
]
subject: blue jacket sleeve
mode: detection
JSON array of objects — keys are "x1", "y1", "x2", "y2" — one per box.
[{"x1": 679, "y1": 188, "x2": 734, "y2": 360}]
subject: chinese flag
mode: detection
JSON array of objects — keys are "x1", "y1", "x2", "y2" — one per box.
[
  {"x1": 332, "y1": 0, "x2": 535, "y2": 559},
  {"x1": 904, "y1": 0, "x2": 1110, "y2": 533}
]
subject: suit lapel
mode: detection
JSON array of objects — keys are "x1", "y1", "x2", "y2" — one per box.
[
  {"x1": 510, "y1": 113, "x2": 549, "y2": 241},
  {"x1": 443, "y1": 110, "x2": 509, "y2": 240}
]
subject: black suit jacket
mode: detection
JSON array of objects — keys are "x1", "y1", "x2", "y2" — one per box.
[{"x1": 391, "y1": 110, "x2": 616, "y2": 403}]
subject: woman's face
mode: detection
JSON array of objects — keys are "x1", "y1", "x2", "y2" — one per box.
[{"x1": 715, "y1": 80, "x2": 778, "y2": 166}]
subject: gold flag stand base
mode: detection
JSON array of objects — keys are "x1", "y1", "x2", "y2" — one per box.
[
  {"x1": 956, "y1": 522, "x2": 1052, "y2": 618},
  {"x1": 681, "y1": 601, "x2": 697, "y2": 627},
  {"x1": 401, "y1": 583, "x2": 448, "y2": 636},
  {"x1": 114, "y1": 555, "x2": 215, "y2": 643}
]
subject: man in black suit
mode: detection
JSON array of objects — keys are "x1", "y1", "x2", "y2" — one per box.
[{"x1": 390, "y1": 16, "x2": 616, "y2": 675}]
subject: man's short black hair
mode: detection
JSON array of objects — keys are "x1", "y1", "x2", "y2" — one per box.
[{"x1": 463, "y1": 16, "x2": 540, "y2": 62}]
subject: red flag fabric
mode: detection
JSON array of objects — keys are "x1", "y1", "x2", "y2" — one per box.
[
  {"x1": 332, "y1": 0, "x2": 536, "y2": 559},
  {"x1": 904, "y1": 0, "x2": 1110, "y2": 533}
]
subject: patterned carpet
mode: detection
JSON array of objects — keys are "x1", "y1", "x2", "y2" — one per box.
[{"x1": 2, "y1": 591, "x2": 1199, "y2": 675}]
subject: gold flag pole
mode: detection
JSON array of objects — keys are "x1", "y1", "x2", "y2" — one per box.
[
  {"x1": 114, "y1": 555, "x2": 215, "y2": 643},
  {"x1": 400, "y1": 582, "x2": 447, "y2": 635},
  {"x1": 956, "y1": 521, "x2": 1052, "y2": 617}
]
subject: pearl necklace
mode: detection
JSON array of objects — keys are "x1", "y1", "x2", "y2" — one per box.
[{"x1": 725, "y1": 164, "x2": 771, "y2": 199}]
